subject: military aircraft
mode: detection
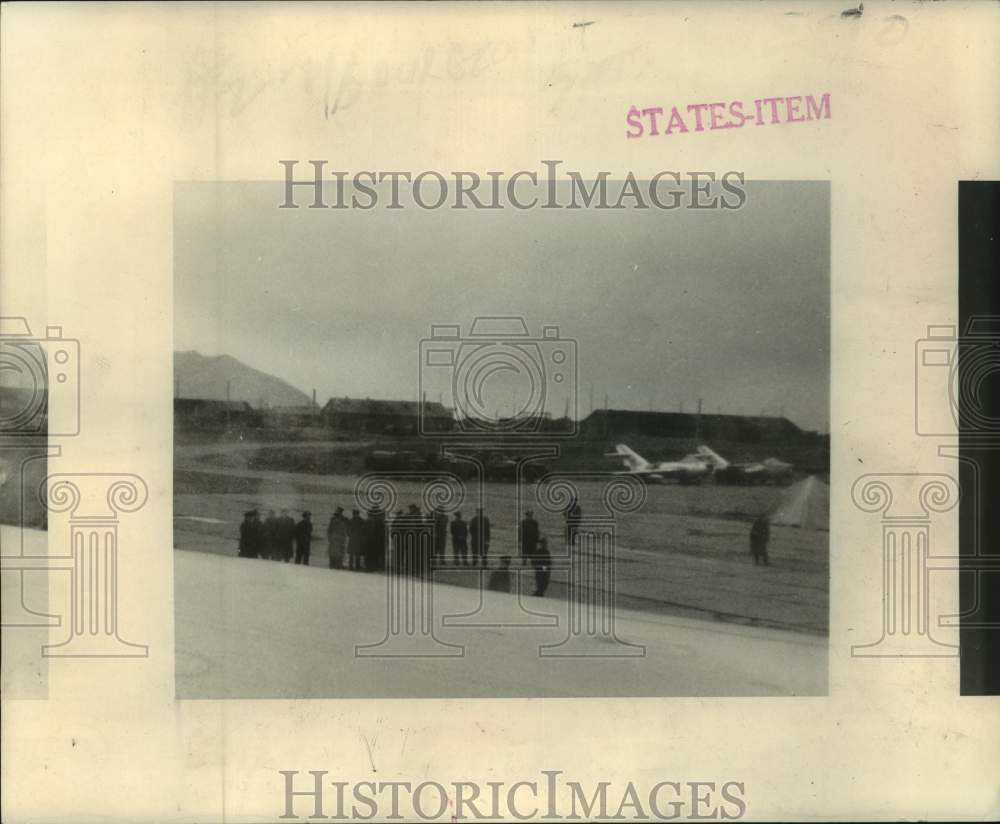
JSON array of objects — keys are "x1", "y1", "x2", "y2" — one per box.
[
  {"x1": 695, "y1": 446, "x2": 794, "y2": 486},
  {"x1": 605, "y1": 444, "x2": 713, "y2": 484}
]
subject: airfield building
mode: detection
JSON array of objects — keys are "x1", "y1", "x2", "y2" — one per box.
[
  {"x1": 579, "y1": 409, "x2": 803, "y2": 443},
  {"x1": 174, "y1": 398, "x2": 260, "y2": 431},
  {"x1": 320, "y1": 397, "x2": 454, "y2": 435},
  {"x1": 259, "y1": 404, "x2": 320, "y2": 429}
]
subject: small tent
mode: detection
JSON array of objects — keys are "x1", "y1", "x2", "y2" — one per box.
[{"x1": 768, "y1": 475, "x2": 829, "y2": 530}]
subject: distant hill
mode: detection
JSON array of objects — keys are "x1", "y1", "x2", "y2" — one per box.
[{"x1": 174, "y1": 351, "x2": 311, "y2": 408}]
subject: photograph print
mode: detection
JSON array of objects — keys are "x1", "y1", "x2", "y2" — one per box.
[{"x1": 172, "y1": 174, "x2": 830, "y2": 698}]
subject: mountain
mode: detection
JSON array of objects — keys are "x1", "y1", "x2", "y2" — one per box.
[{"x1": 174, "y1": 351, "x2": 311, "y2": 408}]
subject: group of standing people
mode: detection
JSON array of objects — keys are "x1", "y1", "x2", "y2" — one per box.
[
  {"x1": 238, "y1": 509, "x2": 313, "y2": 564},
  {"x1": 239, "y1": 498, "x2": 770, "y2": 589},
  {"x1": 235, "y1": 499, "x2": 577, "y2": 598},
  {"x1": 324, "y1": 505, "x2": 492, "y2": 572},
  {"x1": 323, "y1": 506, "x2": 388, "y2": 571}
]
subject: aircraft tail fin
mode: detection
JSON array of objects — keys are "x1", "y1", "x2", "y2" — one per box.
[
  {"x1": 695, "y1": 445, "x2": 729, "y2": 470},
  {"x1": 606, "y1": 443, "x2": 650, "y2": 472}
]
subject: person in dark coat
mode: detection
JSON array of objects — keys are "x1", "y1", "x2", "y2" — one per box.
[
  {"x1": 450, "y1": 511, "x2": 469, "y2": 566},
  {"x1": 532, "y1": 536, "x2": 552, "y2": 597},
  {"x1": 249, "y1": 510, "x2": 264, "y2": 558},
  {"x1": 263, "y1": 510, "x2": 279, "y2": 560},
  {"x1": 432, "y1": 506, "x2": 449, "y2": 567},
  {"x1": 365, "y1": 507, "x2": 386, "y2": 571},
  {"x1": 518, "y1": 509, "x2": 540, "y2": 565},
  {"x1": 347, "y1": 508, "x2": 366, "y2": 570},
  {"x1": 403, "y1": 504, "x2": 426, "y2": 576},
  {"x1": 238, "y1": 510, "x2": 258, "y2": 558},
  {"x1": 488, "y1": 556, "x2": 512, "y2": 592},
  {"x1": 294, "y1": 511, "x2": 313, "y2": 565},
  {"x1": 424, "y1": 508, "x2": 438, "y2": 576},
  {"x1": 424, "y1": 507, "x2": 436, "y2": 571},
  {"x1": 277, "y1": 508, "x2": 296, "y2": 562},
  {"x1": 749, "y1": 515, "x2": 771, "y2": 566},
  {"x1": 469, "y1": 507, "x2": 491, "y2": 567},
  {"x1": 387, "y1": 510, "x2": 404, "y2": 572},
  {"x1": 326, "y1": 506, "x2": 349, "y2": 569},
  {"x1": 389, "y1": 509, "x2": 406, "y2": 572},
  {"x1": 564, "y1": 496, "x2": 582, "y2": 550}
]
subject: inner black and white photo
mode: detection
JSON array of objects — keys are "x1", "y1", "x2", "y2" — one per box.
[{"x1": 172, "y1": 177, "x2": 830, "y2": 698}]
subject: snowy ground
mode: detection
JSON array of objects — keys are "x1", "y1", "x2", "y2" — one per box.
[{"x1": 175, "y1": 550, "x2": 827, "y2": 698}]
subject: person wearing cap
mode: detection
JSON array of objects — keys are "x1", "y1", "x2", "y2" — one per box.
[
  {"x1": 263, "y1": 510, "x2": 280, "y2": 560},
  {"x1": 469, "y1": 507, "x2": 491, "y2": 568},
  {"x1": 564, "y1": 495, "x2": 582, "y2": 551},
  {"x1": 518, "y1": 509, "x2": 540, "y2": 565},
  {"x1": 401, "y1": 504, "x2": 425, "y2": 575},
  {"x1": 294, "y1": 511, "x2": 313, "y2": 565},
  {"x1": 248, "y1": 509, "x2": 264, "y2": 559},
  {"x1": 450, "y1": 511, "x2": 469, "y2": 566},
  {"x1": 365, "y1": 507, "x2": 386, "y2": 572},
  {"x1": 432, "y1": 505, "x2": 449, "y2": 567},
  {"x1": 388, "y1": 509, "x2": 405, "y2": 571},
  {"x1": 326, "y1": 506, "x2": 349, "y2": 569},
  {"x1": 238, "y1": 510, "x2": 257, "y2": 558},
  {"x1": 749, "y1": 513, "x2": 771, "y2": 566},
  {"x1": 277, "y1": 508, "x2": 296, "y2": 562},
  {"x1": 532, "y1": 536, "x2": 552, "y2": 597},
  {"x1": 347, "y1": 508, "x2": 366, "y2": 570}
]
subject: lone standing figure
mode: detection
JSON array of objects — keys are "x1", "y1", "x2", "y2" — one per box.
[{"x1": 749, "y1": 514, "x2": 771, "y2": 566}]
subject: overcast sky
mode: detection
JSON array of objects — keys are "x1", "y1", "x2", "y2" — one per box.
[{"x1": 174, "y1": 179, "x2": 829, "y2": 432}]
